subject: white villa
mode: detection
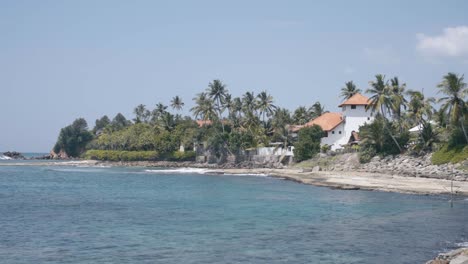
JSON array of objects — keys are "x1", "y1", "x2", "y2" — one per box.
[{"x1": 293, "y1": 93, "x2": 374, "y2": 151}]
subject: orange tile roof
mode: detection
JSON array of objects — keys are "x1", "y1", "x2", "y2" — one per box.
[
  {"x1": 293, "y1": 112, "x2": 344, "y2": 132},
  {"x1": 338, "y1": 93, "x2": 370, "y2": 107}
]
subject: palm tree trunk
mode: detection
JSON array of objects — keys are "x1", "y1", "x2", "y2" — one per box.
[{"x1": 381, "y1": 105, "x2": 402, "y2": 152}]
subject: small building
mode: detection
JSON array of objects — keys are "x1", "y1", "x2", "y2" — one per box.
[{"x1": 292, "y1": 93, "x2": 374, "y2": 151}]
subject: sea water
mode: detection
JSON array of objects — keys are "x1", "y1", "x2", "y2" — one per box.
[{"x1": 0, "y1": 164, "x2": 467, "y2": 263}]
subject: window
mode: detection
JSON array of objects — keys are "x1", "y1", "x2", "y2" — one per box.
[
  {"x1": 324, "y1": 131, "x2": 328, "y2": 137},
  {"x1": 332, "y1": 131, "x2": 335, "y2": 134},
  {"x1": 339, "y1": 131, "x2": 342, "y2": 134},
  {"x1": 367, "y1": 117, "x2": 370, "y2": 120},
  {"x1": 351, "y1": 105, "x2": 356, "y2": 109}
]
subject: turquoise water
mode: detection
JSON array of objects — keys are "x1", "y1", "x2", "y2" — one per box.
[{"x1": 0, "y1": 165, "x2": 467, "y2": 263}]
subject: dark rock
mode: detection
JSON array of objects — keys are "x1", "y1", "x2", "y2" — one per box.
[{"x1": 2, "y1": 151, "x2": 25, "y2": 160}]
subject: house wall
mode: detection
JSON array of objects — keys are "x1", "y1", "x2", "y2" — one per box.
[
  {"x1": 320, "y1": 123, "x2": 346, "y2": 151},
  {"x1": 342, "y1": 105, "x2": 374, "y2": 146}
]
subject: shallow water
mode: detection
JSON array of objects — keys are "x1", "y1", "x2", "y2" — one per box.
[{"x1": 0, "y1": 165, "x2": 467, "y2": 263}]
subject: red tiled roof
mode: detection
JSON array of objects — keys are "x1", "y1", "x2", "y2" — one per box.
[
  {"x1": 292, "y1": 112, "x2": 344, "y2": 132},
  {"x1": 338, "y1": 93, "x2": 370, "y2": 107}
]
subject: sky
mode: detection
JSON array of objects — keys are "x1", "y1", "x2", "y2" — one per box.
[{"x1": 1, "y1": 0, "x2": 468, "y2": 152}]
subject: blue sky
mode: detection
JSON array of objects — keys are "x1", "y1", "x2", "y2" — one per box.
[{"x1": 1, "y1": 0, "x2": 468, "y2": 152}]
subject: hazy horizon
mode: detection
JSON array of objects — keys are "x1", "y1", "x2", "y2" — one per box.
[{"x1": 1, "y1": 0, "x2": 468, "y2": 152}]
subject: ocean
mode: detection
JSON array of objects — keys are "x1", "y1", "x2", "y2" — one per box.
[{"x1": 0, "y1": 163, "x2": 467, "y2": 263}]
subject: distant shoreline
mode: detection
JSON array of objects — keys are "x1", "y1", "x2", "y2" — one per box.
[{"x1": 2, "y1": 159, "x2": 468, "y2": 196}]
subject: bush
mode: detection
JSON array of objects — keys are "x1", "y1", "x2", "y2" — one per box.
[
  {"x1": 432, "y1": 145, "x2": 468, "y2": 165},
  {"x1": 84, "y1": 150, "x2": 159, "y2": 161},
  {"x1": 293, "y1": 125, "x2": 323, "y2": 162},
  {"x1": 167, "y1": 151, "x2": 196, "y2": 161},
  {"x1": 358, "y1": 146, "x2": 376, "y2": 163}
]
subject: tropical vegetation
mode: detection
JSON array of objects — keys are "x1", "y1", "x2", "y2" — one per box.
[{"x1": 52, "y1": 73, "x2": 467, "y2": 165}]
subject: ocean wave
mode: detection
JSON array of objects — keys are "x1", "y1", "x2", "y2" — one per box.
[
  {"x1": 0, "y1": 155, "x2": 12, "y2": 160},
  {"x1": 144, "y1": 168, "x2": 211, "y2": 174},
  {"x1": 455, "y1": 242, "x2": 468, "y2": 247}
]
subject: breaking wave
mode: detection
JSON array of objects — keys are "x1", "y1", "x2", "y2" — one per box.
[
  {"x1": 145, "y1": 168, "x2": 212, "y2": 174},
  {"x1": 0, "y1": 155, "x2": 12, "y2": 160}
]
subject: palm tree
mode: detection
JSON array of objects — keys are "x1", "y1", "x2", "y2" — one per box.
[
  {"x1": 207, "y1": 80, "x2": 228, "y2": 130},
  {"x1": 242, "y1": 91, "x2": 257, "y2": 116},
  {"x1": 366, "y1": 74, "x2": 392, "y2": 118},
  {"x1": 389, "y1": 77, "x2": 407, "y2": 122},
  {"x1": 227, "y1": 96, "x2": 242, "y2": 121},
  {"x1": 293, "y1": 106, "x2": 310, "y2": 125},
  {"x1": 437, "y1": 72, "x2": 468, "y2": 142},
  {"x1": 170, "y1": 96, "x2": 184, "y2": 111},
  {"x1": 366, "y1": 74, "x2": 402, "y2": 152},
  {"x1": 190, "y1": 93, "x2": 217, "y2": 121},
  {"x1": 406, "y1": 90, "x2": 435, "y2": 125},
  {"x1": 309, "y1": 101, "x2": 326, "y2": 119},
  {"x1": 340, "y1": 81, "x2": 361, "y2": 100},
  {"x1": 257, "y1": 91, "x2": 277, "y2": 124},
  {"x1": 133, "y1": 104, "x2": 147, "y2": 123},
  {"x1": 150, "y1": 103, "x2": 168, "y2": 124}
]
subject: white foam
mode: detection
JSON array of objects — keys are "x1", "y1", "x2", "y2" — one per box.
[
  {"x1": 0, "y1": 155, "x2": 12, "y2": 160},
  {"x1": 224, "y1": 173, "x2": 269, "y2": 177},
  {"x1": 456, "y1": 242, "x2": 468, "y2": 247},
  {"x1": 145, "y1": 168, "x2": 212, "y2": 174}
]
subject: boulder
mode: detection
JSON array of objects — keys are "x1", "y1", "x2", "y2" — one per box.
[{"x1": 2, "y1": 151, "x2": 25, "y2": 159}]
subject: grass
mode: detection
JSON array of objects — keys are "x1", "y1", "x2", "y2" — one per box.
[
  {"x1": 83, "y1": 150, "x2": 196, "y2": 162},
  {"x1": 431, "y1": 145, "x2": 468, "y2": 165}
]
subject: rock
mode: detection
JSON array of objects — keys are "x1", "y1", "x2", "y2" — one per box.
[
  {"x1": 2, "y1": 151, "x2": 25, "y2": 159},
  {"x1": 312, "y1": 166, "x2": 321, "y2": 172}
]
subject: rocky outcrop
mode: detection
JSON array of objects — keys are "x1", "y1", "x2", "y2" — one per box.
[
  {"x1": 50, "y1": 149, "x2": 70, "y2": 160},
  {"x1": 2, "y1": 151, "x2": 25, "y2": 159},
  {"x1": 359, "y1": 154, "x2": 467, "y2": 181},
  {"x1": 426, "y1": 248, "x2": 468, "y2": 264}
]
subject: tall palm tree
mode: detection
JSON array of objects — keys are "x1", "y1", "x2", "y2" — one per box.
[
  {"x1": 437, "y1": 72, "x2": 468, "y2": 142},
  {"x1": 406, "y1": 90, "x2": 435, "y2": 124},
  {"x1": 293, "y1": 106, "x2": 310, "y2": 125},
  {"x1": 340, "y1": 81, "x2": 361, "y2": 100},
  {"x1": 151, "y1": 103, "x2": 168, "y2": 125},
  {"x1": 170, "y1": 96, "x2": 184, "y2": 111},
  {"x1": 366, "y1": 74, "x2": 402, "y2": 151},
  {"x1": 191, "y1": 93, "x2": 217, "y2": 121},
  {"x1": 309, "y1": 101, "x2": 326, "y2": 119},
  {"x1": 133, "y1": 104, "x2": 148, "y2": 123},
  {"x1": 257, "y1": 91, "x2": 277, "y2": 124},
  {"x1": 232, "y1": 97, "x2": 243, "y2": 120},
  {"x1": 389, "y1": 77, "x2": 407, "y2": 121},
  {"x1": 206, "y1": 79, "x2": 228, "y2": 131},
  {"x1": 366, "y1": 74, "x2": 392, "y2": 118},
  {"x1": 242, "y1": 91, "x2": 257, "y2": 116}
]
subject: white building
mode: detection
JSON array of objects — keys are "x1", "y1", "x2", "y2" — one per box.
[{"x1": 293, "y1": 93, "x2": 374, "y2": 151}]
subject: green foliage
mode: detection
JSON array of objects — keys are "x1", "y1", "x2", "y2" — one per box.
[
  {"x1": 293, "y1": 125, "x2": 323, "y2": 162},
  {"x1": 448, "y1": 126, "x2": 467, "y2": 148},
  {"x1": 321, "y1": 144, "x2": 331, "y2": 153},
  {"x1": 432, "y1": 145, "x2": 468, "y2": 165},
  {"x1": 167, "y1": 151, "x2": 196, "y2": 161},
  {"x1": 359, "y1": 116, "x2": 409, "y2": 157},
  {"x1": 358, "y1": 146, "x2": 376, "y2": 163},
  {"x1": 84, "y1": 150, "x2": 159, "y2": 161},
  {"x1": 53, "y1": 118, "x2": 93, "y2": 157}
]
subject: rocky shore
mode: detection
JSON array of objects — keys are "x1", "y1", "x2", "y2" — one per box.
[{"x1": 426, "y1": 247, "x2": 468, "y2": 264}]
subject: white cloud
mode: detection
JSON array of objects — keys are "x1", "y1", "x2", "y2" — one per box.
[
  {"x1": 363, "y1": 47, "x2": 400, "y2": 65},
  {"x1": 417, "y1": 26, "x2": 468, "y2": 58}
]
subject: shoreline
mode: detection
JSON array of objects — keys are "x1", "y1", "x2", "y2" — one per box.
[{"x1": 2, "y1": 159, "x2": 468, "y2": 196}]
